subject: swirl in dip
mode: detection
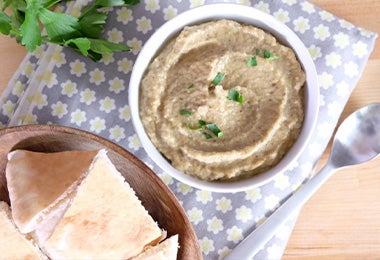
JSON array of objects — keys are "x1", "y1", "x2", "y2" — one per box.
[{"x1": 139, "y1": 19, "x2": 305, "y2": 181}]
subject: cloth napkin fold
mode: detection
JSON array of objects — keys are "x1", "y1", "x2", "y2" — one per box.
[{"x1": 0, "y1": 0, "x2": 377, "y2": 259}]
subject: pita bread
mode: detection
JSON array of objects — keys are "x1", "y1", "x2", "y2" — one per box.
[
  {"x1": 43, "y1": 150, "x2": 164, "y2": 259},
  {"x1": 6, "y1": 149, "x2": 98, "y2": 233},
  {"x1": 0, "y1": 201, "x2": 47, "y2": 260},
  {"x1": 132, "y1": 235, "x2": 179, "y2": 260},
  {"x1": 30, "y1": 190, "x2": 74, "y2": 244}
]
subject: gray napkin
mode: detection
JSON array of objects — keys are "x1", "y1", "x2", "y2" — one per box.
[{"x1": 0, "y1": 0, "x2": 377, "y2": 259}]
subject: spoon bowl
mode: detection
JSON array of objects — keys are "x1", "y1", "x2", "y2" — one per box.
[
  {"x1": 225, "y1": 103, "x2": 380, "y2": 259},
  {"x1": 330, "y1": 103, "x2": 380, "y2": 167}
]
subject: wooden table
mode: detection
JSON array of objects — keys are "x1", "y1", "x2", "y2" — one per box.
[{"x1": 0, "y1": 1, "x2": 379, "y2": 259}]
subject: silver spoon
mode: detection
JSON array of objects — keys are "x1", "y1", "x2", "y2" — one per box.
[{"x1": 225, "y1": 103, "x2": 380, "y2": 259}]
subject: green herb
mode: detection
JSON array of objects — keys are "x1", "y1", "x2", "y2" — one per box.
[
  {"x1": 263, "y1": 49, "x2": 278, "y2": 61},
  {"x1": 266, "y1": 55, "x2": 278, "y2": 61},
  {"x1": 203, "y1": 132, "x2": 213, "y2": 139},
  {"x1": 210, "y1": 72, "x2": 224, "y2": 86},
  {"x1": 198, "y1": 120, "x2": 207, "y2": 127},
  {"x1": 255, "y1": 49, "x2": 260, "y2": 55},
  {"x1": 227, "y1": 89, "x2": 243, "y2": 104},
  {"x1": 0, "y1": 11, "x2": 11, "y2": 35},
  {"x1": 187, "y1": 83, "x2": 195, "y2": 89},
  {"x1": 264, "y1": 49, "x2": 271, "y2": 59},
  {"x1": 246, "y1": 56, "x2": 258, "y2": 67},
  {"x1": 180, "y1": 109, "x2": 192, "y2": 116},
  {"x1": 0, "y1": 0, "x2": 140, "y2": 61},
  {"x1": 187, "y1": 120, "x2": 223, "y2": 139},
  {"x1": 187, "y1": 124, "x2": 202, "y2": 131},
  {"x1": 205, "y1": 123, "x2": 224, "y2": 138}
]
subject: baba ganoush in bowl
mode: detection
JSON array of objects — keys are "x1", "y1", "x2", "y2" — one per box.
[{"x1": 129, "y1": 4, "x2": 319, "y2": 192}]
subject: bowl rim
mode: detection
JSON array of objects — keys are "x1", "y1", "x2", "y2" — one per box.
[{"x1": 129, "y1": 3, "x2": 319, "y2": 193}]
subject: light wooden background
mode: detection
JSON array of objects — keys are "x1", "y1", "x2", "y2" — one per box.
[{"x1": 0, "y1": 0, "x2": 379, "y2": 259}]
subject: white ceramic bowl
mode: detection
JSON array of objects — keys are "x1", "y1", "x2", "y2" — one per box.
[{"x1": 129, "y1": 3, "x2": 319, "y2": 192}]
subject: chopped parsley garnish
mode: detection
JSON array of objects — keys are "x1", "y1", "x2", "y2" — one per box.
[
  {"x1": 248, "y1": 49, "x2": 277, "y2": 67},
  {"x1": 187, "y1": 123, "x2": 202, "y2": 131},
  {"x1": 263, "y1": 49, "x2": 278, "y2": 61},
  {"x1": 246, "y1": 56, "x2": 258, "y2": 67},
  {"x1": 264, "y1": 49, "x2": 271, "y2": 59},
  {"x1": 198, "y1": 120, "x2": 207, "y2": 127},
  {"x1": 187, "y1": 83, "x2": 195, "y2": 89},
  {"x1": 187, "y1": 120, "x2": 223, "y2": 139},
  {"x1": 210, "y1": 72, "x2": 225, "y2": 86},
  {"x1": 266, "y1": 55, "x2": 279, "y2": 61},
  {"x1": 203, "y1": 132, "x2": 213, "y2": 139},
  {"x1": 205, "y1": 123, "x2": 224, "y2": 138},
  {"x1": 227, "y1": 89, "x2": 243, "y2": 104},
  {"x1": 180, "y1": 109, "x2": 192, "y2": 116}
]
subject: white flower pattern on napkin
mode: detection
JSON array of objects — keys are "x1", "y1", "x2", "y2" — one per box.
[{"x1": 0, "y1": 0, "x2": 377, "y2": 259}]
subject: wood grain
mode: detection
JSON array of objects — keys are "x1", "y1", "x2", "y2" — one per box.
[
  {"x1": 0, "y1": 1, "x2": 379, "y2": 259},
  {"x1": 284, "y1": 0, "x2": 380, "y2": 259}
]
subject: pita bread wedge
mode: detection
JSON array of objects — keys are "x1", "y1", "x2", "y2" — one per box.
[
  {"x1": 30, "y1": 190, "x2": 74, "y2": 245},
  {"x1": 0, "y1": 201, "x2": 47, "y2": 260},
  {"x1": 132, "y1": 234, "x2": 179, "y2": 260},
  {"x1": 43, "y1": 149, "x2": 164, "y2": 259},
  {"x1": 6, "y1": 149, "x2": 99, "y2": 234}
]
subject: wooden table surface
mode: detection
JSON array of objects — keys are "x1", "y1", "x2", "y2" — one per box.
[{"x1": 0, "y1": 1, "x2": 379, "y2": 259}]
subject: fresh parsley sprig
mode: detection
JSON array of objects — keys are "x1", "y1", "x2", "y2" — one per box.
[{"x1": 0, "y1": 0, "x2": 139, "y2": 61}]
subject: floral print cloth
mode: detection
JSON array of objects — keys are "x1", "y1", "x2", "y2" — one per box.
[{"x1": 0, "y1": 0, "x2": 377, "y2": 259}]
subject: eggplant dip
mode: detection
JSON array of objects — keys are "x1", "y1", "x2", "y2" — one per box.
[{"x1": 139, "y1": 19, "x2": 305, "y2": 181}]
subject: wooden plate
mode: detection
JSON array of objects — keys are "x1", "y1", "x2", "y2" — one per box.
[{"x1": 0, "y1": 124, "x2": 202, "y2": 259}]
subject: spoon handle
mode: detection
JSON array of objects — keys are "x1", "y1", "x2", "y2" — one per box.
[{"x1": 225, "y1": 162, "x2": 337, "y2": 260}]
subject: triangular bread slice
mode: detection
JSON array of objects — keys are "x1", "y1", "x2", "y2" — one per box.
[
  {"x1": 0, "y1": 201, "x2": 47, "y2": 260},
  {"x1": 6, "y1": 149, "x2": 99, "y2": 234},
  {"x1": 132, "y1": 234, "x2": 179, "y2": 260},
  {"x1": 43, "y1": 149, "x2": 164, "y2": 259},
  {"x1": 30, "y1": 190, "x2": 74, "y2": 244}
]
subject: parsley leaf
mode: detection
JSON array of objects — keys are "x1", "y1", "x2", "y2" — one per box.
[
  {"x1": 38, "y1": 8, "x2": 80, "y2": 42},
  {"x1": 88, "y1": 38, "x2": 132, "y2": 53},
  {"x1": 180, "y1": 109, "x2": 192, "y2": 116},
  {"x1": 80, "y1": 0, "x2": 138, "y2": 18},
  {"x1": 64, "y1": 38, "x2": 131, "y2": 61},
  {"x1": 0, "y1": 11, "x2": 12, "y2": 35},
  {"x1": 263, "y1": 49, "x2": 278, "y2": 61},
  {"x1": 1, "y1": 0, "x2": 12, "y2": 10},
  {"x1": 266, "y1": 55, "x2": 278, "y2": 61},
  {"x1": 264, "y1": 49, "x2": 271, "y2": 59},
  {"x1": 4, "y1": 0, "x2": 26, "y2": 41},
  {"x1": 78, "y1": 12, "x2": 107, "y2": 38},
  {"x1": 203, "y1": 132, "x2": 213, "y2": 139},
  {"x1": 20, "y1": 0, "x2": 42, "y2": 52},
  {"x1": 187, "y1": 120, "x2": 223, "y2": 139},
  {"x1": 227, "y1": 89, "x2": 243, "y2": 104},
  {"x1": 198, "y1": 120, "x2": 207, "y2": 127},
  {"x1": 246, "y1": 56, "x2": 258, "y2": 66},
  {"x1": 206, "y1": 123, "x2": 224, "y2": 138},
  {"x1": 64, "y1": 37, "x2": 91, "y2": 56},
  {"x1": 42, "y1": 0, "x2": 62, "y2": 8},
  {"x1": 210, "y1": 72, "x2": 224, "y2": 86}
]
